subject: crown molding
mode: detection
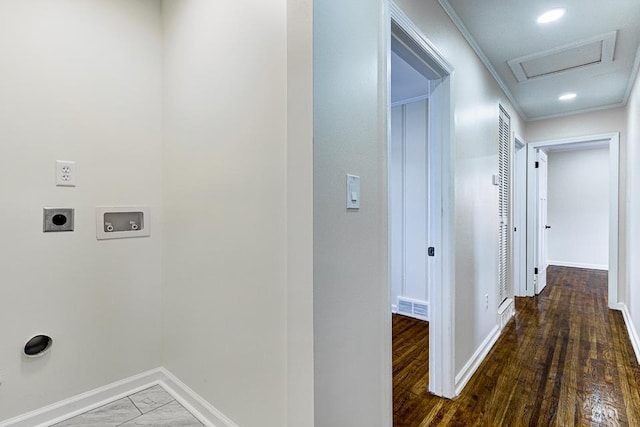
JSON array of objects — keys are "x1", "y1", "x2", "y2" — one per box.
[{"x1": 437, "y1": 0, "x2": 528, "y2": 120}]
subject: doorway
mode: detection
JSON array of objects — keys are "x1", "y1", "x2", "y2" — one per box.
[
  {"x1": 389, "y1": 3, "x2": 454, "y2": 398},
  {"x1": 526, "y1": 133, "x2": 619, "y2": 307}
]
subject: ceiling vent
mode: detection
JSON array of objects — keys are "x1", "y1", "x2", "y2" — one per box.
[{"x1": 508, "y1": 31, "x2": 617, "y2": 82}]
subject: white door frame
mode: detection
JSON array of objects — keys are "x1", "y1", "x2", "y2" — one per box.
[
  {"x1": 526, "y1": 132, "x2": 619, "y2": 308},
  {"x1": 513, "y1": 135, "x2": 527, "y2": 296},
  {"x1": 389, "y1": 2, "x2": 456, "y2": 398}
]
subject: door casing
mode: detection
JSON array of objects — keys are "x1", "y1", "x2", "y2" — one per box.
[{"x1": 525, "y1": 133, "x2": 619, "y2": 308}]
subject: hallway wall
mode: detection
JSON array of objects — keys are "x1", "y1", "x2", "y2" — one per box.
[
  {"x1": 394, "y1": 0, "x2": 525, "y2": 379},
  {"x1": 0, "y1": 1, "x2": 164, "y2": 420},
  {"x1": 313, "y1": 0, "x2": 391, "y2": 425},
  {"x1": 161, "y1": 1, "x2": 288, "y2": 426},
  {"x1": 547, "y1": 148, "x2": 609, "y2": 270},
  {"x1": 625, "y1": 65, "x2": 640, "y2": 357}
]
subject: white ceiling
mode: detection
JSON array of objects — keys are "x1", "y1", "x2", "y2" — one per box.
[
  {"x1": 391, "y1": 50, "x2": 430, "y2": 104},
  {"x1": 440, "y1": 0, "x2": 640, "y2": 121}
]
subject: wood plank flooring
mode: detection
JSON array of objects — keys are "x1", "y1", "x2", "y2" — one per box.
[{"x1": 393, "y1": 266, "x2": 640, "y2": 426}]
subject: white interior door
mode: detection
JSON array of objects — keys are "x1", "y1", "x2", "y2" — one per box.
[{"x1": 536, "y1": 150, "x2": 548, "y2": 293}]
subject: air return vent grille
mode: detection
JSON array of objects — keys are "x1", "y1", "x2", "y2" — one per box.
[
  {"x1": 397, "y1": 297, "x2": 429, "y2": 321},
  {"x1": 508, "y1": 31, "x2": 617, "y2": 82}
]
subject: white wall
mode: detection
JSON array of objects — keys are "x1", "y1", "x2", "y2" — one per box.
[
  {"x1": 286, "y1": 0, "x2": 315, "y2": 425},
  {"x1": 391, "y1": 100, "x2": 429, "y2": 312},
  {"x1": 625, "y1": 66, "x2": 640, "y2": 350},
  {"x1": 0, "y1": 1, "x2": 164, "y2": 419},
  {"x1": 314, "y1": 0, "x2": 391, "y2": 425},
  {"x1": 161, "y1": 1, "x2": 288, "y2": 426},
  {"x1": 394, "y1": 0, "x2": 525, "y2": 377},
  {"x1": 546, "y1": 148, "x2": 609, "y2": 269}
]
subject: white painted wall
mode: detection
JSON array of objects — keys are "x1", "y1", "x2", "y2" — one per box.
[
  {"x1": 286, "y1": 0, "x2": 315, "y2": 425},
  {"x1": 625, "y1": 67, "x2": 640, "y2": 352},
  {"x1": 526, "y1": 107, "x2": 627, "y2": 302},
  {"x1": 394, "y1": 0, "x2": 525, "y2": 377},
  {"x1": 546, "y1": 149, "x2": 609, "y2": 269},
  {"x1": 0, "y1": 1, "x2": 163, "y2": 420},
  {"x1": 161, "y1": 1, "x2": 288, "y2": 426},
  {"x1": 314, "y1": 0, "x2": 391, "y2": 425},
  {"x1": 391, "y1": 100, "x2": 429, "y2": 312}
]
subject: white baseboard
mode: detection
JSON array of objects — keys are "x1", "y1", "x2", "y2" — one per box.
[
  {"x1": 0, "y1": 368, "x2": 237, "y2": 427},
  {"x1": 158, "y1": 368, "x2": 238, "y2": 427},
  {"x1": 548, "y1": 260, "x2": 608, "y2": 271},
  {"x1": 619, "y1": 303, "x2": 640, "y2": 364},
  {"x1": 454, "y1": 325, "x2": 501, "y2": 395}
]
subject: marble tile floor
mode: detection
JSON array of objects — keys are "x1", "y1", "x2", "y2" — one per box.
[{"x1": 52, "y1": 384, "x2": 204, "y2": 427}]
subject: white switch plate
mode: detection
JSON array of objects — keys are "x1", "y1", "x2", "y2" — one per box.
[
  {"x1": 56, "y1": 160, "x2": 76, "y2": 187},
  {"x1": 346, "y1": 174, "x2": 360, "y2": 209}
]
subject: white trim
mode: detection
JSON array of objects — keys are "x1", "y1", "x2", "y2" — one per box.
[
  {"x1": 158, "y1": 368, "x2": 239, "y2": 427},
  {"x1": 0, "y1": 368, "x2": 237, "y2": 427},
  {"x1": 454, "y1": 326, "x2": 500, "y2": 395},
  {"x1": 513, "y1": 135, "x2": 527, "y2": 296},
  {"x1": 623, "y1": 45, "x2": 640, "y2": 108},
  {"x1": 391, "y1": 93, "x2": 430, "y2": 108},
  {"x1": 437, "y1": 0, "x2": 526, "y2": 120},
  {"x1": 547, "y1": 260, "x2": 608, "y2": 271},
  {"x1": 390, "y1": 2, "x2": 453, "y2": 75},
  {"x1": 0, "y1": 369, "x2": 164, "y2": 427},
  {"x1": 526, "y1": 101, "x2": 626, "y2": 122},
  {"x1": 619, "y1": 303, "x2": 640, "y2": 364},
  {"x1": 390, "y1": 1, "x2": 456, "y2": 399},
  {"x1": 526, "y1": 133, "x2": 620, "y2": 308}
]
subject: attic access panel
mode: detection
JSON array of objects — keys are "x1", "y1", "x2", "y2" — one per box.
[{"x1": 508, "y1": 31, "x2": 617, "y2": 82}]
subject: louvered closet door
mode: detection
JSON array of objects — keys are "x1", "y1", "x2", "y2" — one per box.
[{"x1": 498, "y1": 107, "x2": 511, "y2": 304}]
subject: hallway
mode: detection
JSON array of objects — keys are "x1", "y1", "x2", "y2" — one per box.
[{"x1": 393, "y1": 266, "x2": 640, "y2": 426}]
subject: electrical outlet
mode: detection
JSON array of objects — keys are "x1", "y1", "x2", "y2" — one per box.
[
  {"x1": 484, "y1": 294, "x2": 489, "y2": 310},
  {"x1": 56, "y1": 160, "x2": 76, "y2": 187}
]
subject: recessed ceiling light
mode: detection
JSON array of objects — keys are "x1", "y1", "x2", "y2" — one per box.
[
  {"x1": 558, "y1": 93, "x2": 577, "y2": 101},
  {"x1": 537, "y1": 8, "x2": 566, "y2": 24}
]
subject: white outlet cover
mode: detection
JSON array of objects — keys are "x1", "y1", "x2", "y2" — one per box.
[{"x1": 56, "y1": 160, "x2": 76, "y2": 187}]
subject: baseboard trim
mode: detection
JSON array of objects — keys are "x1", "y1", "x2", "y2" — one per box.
[
  {"x1": 548, "y1": 261, "x2": 608, "y2": 271},
  {"x1": 454, "y1": 325, "x2": 501, "y2": 395},
  {"x1": 158, "y1": 368, "x2": 239, "y2": 427},
  {"x1": 0, "y1": 368, "x2": 237, "y2": 427},
  {"x1": 619, "y1": 303, "x2": 640, "y2": 364}
]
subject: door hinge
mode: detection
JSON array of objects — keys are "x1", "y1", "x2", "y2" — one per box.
[
  {"x1": 535, "y1": 161, "x2": 539, "y2": 168},
  {"x1": 428, "y1": 247, "x2": 435, "y2": 257},
  {"x1": 534, "y1": 267, "x2": 539, "y2": 275}
]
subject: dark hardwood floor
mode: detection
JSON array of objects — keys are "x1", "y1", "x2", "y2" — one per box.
[{"x1": 393, "y1": 266, "x2": 640, "y2": 426}]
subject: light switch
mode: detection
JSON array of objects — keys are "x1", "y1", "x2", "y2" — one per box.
[{"x1": 347, "y1": 174, "x2": 360, "y2": 209}]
